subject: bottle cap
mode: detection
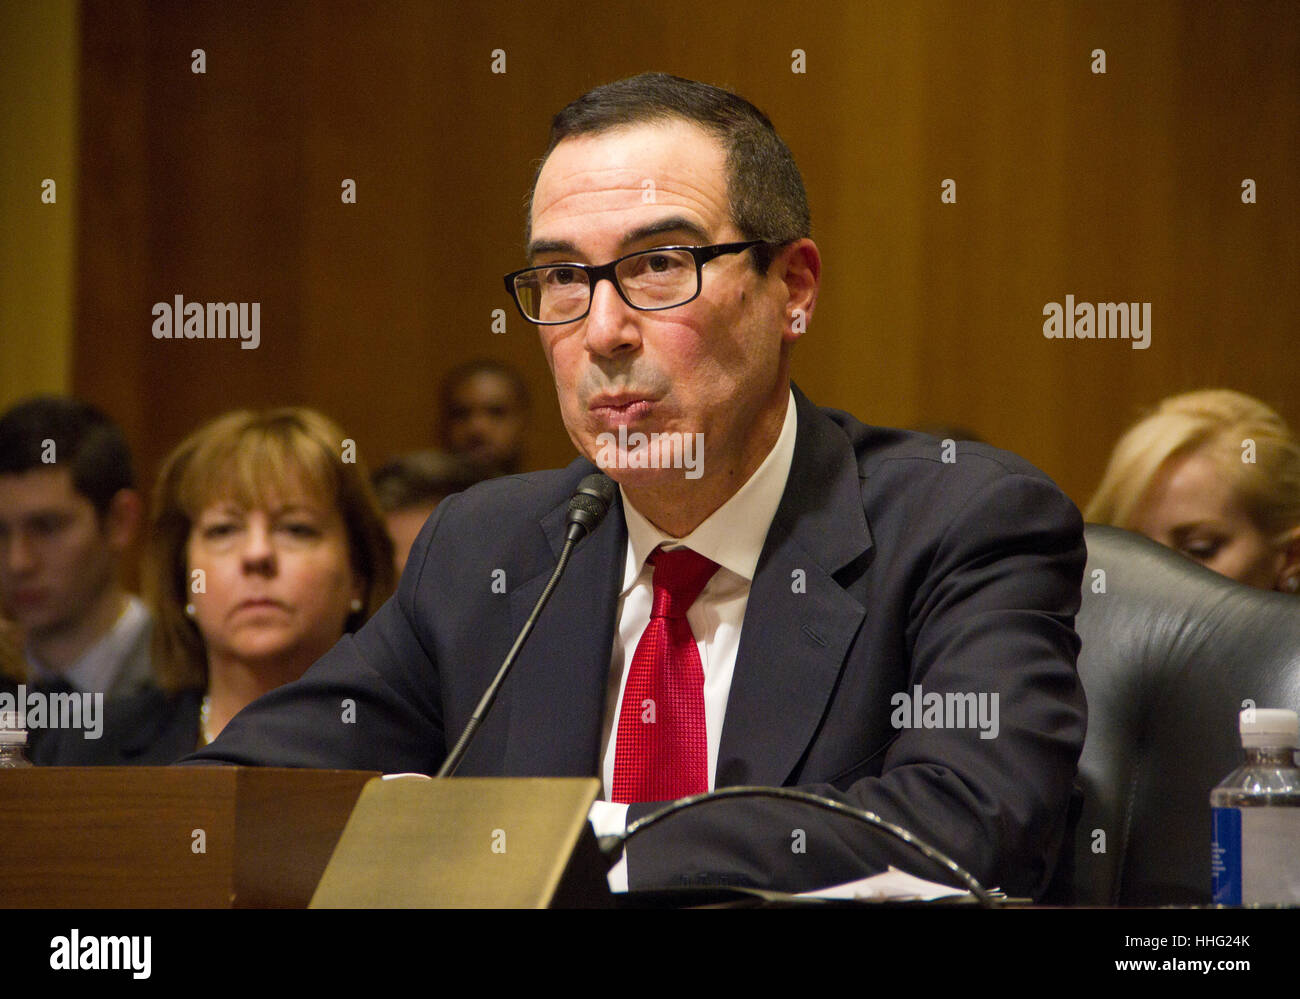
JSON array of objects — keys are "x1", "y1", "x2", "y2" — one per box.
[
  {"x1": 1240, "y1": 708, "x2": 1299, "y2": 748},
  {"x1": 0, "y1": 728, "x2": 28, "y2": 746}
]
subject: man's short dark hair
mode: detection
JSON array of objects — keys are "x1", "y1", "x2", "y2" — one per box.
[
  {"x1": 439, "y1": 359, "x2": 531, "y2": 417},
  {"x1": 372, "y1": 450, "x2": 477, "y2": 514},
  {"x1": 528, "y1": 72, "x2": 811, "y2": 272},
  {"x1": 0, "y1": 396, "x2": 135, "y2": 517}
]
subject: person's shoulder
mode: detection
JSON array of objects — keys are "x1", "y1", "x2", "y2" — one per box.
[
  {"x1": 807, "y1": 400, "x2": 1083, "y2": 564},
  {"x1": 401, "y1": 458, "x2": 600, "y2": 584},
  {"x1": 433, "y1": 459, "x2": 595, "y2": 525},
  {"x1": 816, "y1": 404, "x2": 1061, "y2": 491},
  {"x1": 118, "y1": 685, "x2": 202, "y2": 765}
]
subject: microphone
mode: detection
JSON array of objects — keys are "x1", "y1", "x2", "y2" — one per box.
[
  {"x1": 436, "y1": 473, "x2": 616, "y2": 778},
  {"x1": 566, "y1": 473, "x2": 618, "y2": 542}
]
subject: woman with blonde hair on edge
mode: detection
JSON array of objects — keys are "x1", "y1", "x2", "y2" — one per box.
[
  {"x1": 1086, "y1": 389, "x2": 1300, "y2": 593},
  {"x1": 128, "y1": 407, "x2": 394, "y2": 761}
]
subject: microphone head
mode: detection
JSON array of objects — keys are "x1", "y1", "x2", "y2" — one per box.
[{"x1": 565, "y1": 473, "x2": 616, "y2": 541}]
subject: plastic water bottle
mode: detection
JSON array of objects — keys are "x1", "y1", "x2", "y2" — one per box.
[
  {"x1": 0, "y1": 725, "x2": 33, "y2": 768},
  {"x1": 1211, "y1": 708, "x2": 1300, "y2": 905}
]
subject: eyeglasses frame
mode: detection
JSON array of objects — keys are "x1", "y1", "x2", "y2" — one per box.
[{"x1": 502, "y1": 239, "x2": 770, "y2": 326}]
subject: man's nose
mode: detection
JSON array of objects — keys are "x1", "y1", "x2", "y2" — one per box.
[
  {"x1": 582, "y1": 277, "x2": 642, "y2": 358},
  {"x1": 3, "y1": 533, "x2": 36, "y2": 575}
]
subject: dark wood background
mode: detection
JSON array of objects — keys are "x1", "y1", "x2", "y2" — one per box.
[{"x1": 55, "y1": 0, "x2": 1300, "y2": 508}]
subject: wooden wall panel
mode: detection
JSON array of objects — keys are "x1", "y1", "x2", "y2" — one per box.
[
  {"x1": 0, "y1": 0, "x2": 77, "y2": 410},
  {"x1": 71, "y1": 0, "x2": 1299, "y2": 509}
]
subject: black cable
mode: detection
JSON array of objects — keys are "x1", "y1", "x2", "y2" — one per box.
[
  {"x1": 436, "y1": 537, "x2": 577, "y2": 778},
  {"x1": 616, "y1": 784, "x2": 999, "y2": 907}
]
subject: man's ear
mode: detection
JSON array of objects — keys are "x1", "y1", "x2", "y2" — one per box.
[
  {"x1": 1276, "y1": 526, "x2": 1300, "y2": 594},
  {"x1": 773, "y1": 238, "x2": 820, "y2": 344},
  {"x1": 102, "y1": 488, "x2": 143, "y2": 553}
]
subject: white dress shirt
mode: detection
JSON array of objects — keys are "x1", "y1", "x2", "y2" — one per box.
[
  {"x1": 590, "y1": 391, "x2": 798, "y2": 888},
  {"x1": 25, "y1": 594, "x2": 152, "y2": 696}
]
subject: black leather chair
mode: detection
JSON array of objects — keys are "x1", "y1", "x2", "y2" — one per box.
[{"x1": 1056, "y1": 524, "x2": 1300, "y2": 905}]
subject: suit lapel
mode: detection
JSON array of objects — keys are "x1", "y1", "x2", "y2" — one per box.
[
  {"x1": 495, "y1": 389, "x2": 872, "y2": 786},
  {"x1": 716, "y1": 387, "x2": 873, "y2": 787},
  {"x1": 501, "y1": 473, "x2": 625, "y2": 776}
]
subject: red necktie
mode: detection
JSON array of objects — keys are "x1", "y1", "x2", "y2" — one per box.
[{"x1": 612, "y1": 546, "x2": 720, "y2": 803}]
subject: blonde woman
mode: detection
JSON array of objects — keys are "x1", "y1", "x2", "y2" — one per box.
[
  {"x1": 1086, "y1": 389, "x2": 1300, "y2": 592},
  {"x1": 136, "y1": 408, "x2": 393, "y2": 757}
]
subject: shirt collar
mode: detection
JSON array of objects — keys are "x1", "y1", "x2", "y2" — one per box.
[
  {"x1": 620, "y1": 389, "x2": 798, "y2": 591},
  {"x1": 26, "y1": 594, "x2": 150, "y2": 694}
]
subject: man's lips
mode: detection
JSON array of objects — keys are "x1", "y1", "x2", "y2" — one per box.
[{"x1": 588, "y1": 394, "x2": 656, "y2": 424}]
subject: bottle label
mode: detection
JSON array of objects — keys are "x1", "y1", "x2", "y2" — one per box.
[
  {"x1": 1213, "y1": 806, "x2": 1300, "y2": 905},
  {"x1": 1211, "y1": 807, "x2": 1242, "y2": 904}
]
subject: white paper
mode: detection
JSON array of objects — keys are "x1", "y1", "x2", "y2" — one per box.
[{"x1": 798, "y1": 866, "x2": 971, "y2": 901}]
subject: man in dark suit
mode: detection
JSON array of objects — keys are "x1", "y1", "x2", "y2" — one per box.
[
  {"x1": 189, "y1": 72, "x2": 1086, "y2": 899},
  {"x1": 0, "y1": 396, "x2": 160, "y2": 764}
]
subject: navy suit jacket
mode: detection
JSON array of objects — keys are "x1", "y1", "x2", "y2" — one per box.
[{"x1": 188, "y1": 385, "x2": 1087, "y2": 897}]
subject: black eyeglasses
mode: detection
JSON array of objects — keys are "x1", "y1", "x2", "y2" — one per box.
[{"x1": 503, "y1": 240, "x2": 766, "y2": 326}]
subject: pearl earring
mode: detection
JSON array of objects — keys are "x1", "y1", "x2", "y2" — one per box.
[
  {"x1": 1286, "y1": 577, "x2": 1299, "y2": 594},
  {"x1": 185, "y1": 603, "x2": 196, "y2": 618},
  {"x1": 350, "y1": 597, "x2": 363, "y2": 612}
]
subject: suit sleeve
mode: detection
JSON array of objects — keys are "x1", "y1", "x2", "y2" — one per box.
[{"x1": 622, "y1": 470, "x2": 1087, "y2": 899}]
